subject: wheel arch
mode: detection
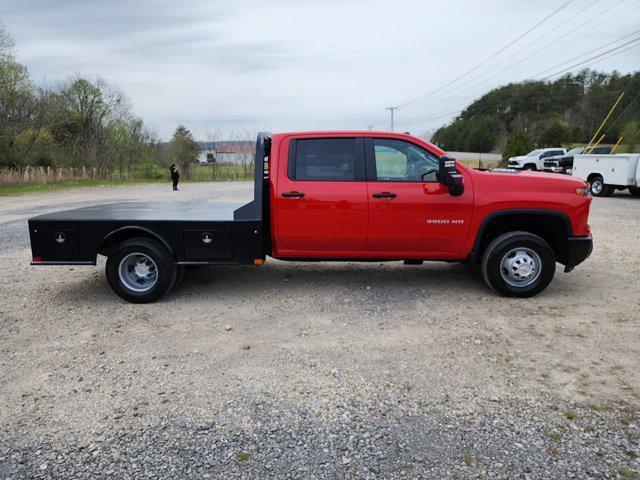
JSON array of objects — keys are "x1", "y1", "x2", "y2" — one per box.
[
  {"x1": 470, "y1": 209, "x2": 572, "y2": 265},
  {"x1": 586, "y1": 172, "x2": 604, "y2": 183},
  {"x1": 100, "y1": 226, "x2": 175, "y2": 258}
]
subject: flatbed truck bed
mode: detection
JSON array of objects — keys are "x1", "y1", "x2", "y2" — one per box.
[{"x1": 29, "y1": 202, "x2": 263, "y2": 266}]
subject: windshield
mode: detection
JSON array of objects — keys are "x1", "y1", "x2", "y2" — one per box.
[
  {"x1": 526, "y1": 149, "x2": 544, "y2": 157},
  {"x1": 566, "y1": 147, "x2": 584, "y2": 155}
]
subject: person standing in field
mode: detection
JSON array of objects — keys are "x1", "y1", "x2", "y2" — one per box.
[{"x1": 170, "y1": 164, "x2": 180, "y2": 191}]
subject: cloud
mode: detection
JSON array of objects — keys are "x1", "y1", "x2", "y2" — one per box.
[{"x1": 2, "y1": 0, "x2": 638, "y2": 138}]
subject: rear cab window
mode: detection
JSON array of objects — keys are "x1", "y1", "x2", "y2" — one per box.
[{"x1": 287, "y1": 137, "x2": 364, "y2": 181}]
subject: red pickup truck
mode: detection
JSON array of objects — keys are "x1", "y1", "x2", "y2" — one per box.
[{"x1": 28, "y1": 131, "x2": 593, "y2": 303}]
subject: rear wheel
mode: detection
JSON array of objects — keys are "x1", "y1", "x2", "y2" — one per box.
[
  {"x1": 590, "y1": 175, "x2": 613, "y2": 197},
  {"x1": 629, "y1": 187, "x2": 640, "y2": 197},
  {"x1": 481, "y1": 231, "x2": 556, "y2": 298},
  {"x1": 105, "y1": 237, "x2": 176, "y2": 303}
]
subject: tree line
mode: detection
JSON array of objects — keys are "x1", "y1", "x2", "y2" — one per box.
[
  {"x1": 0, "y1": 23, "x2": 203, "y2": 177},
  {"x1": 432, "y1": 69, "x2": 640, "y2": 159}
]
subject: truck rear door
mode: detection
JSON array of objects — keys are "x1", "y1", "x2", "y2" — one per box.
[{"x1": 274, "y1": 136, "x2": 368, "y2": 254}]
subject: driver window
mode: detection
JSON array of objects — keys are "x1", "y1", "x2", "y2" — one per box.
[{"x1": 373, "y1": 138, "x2": 439, "y2": 182}]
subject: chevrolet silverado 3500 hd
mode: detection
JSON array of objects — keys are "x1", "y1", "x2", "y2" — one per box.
[{"x1": 29, "y1": 132, "x2": 593, "y2": 302}]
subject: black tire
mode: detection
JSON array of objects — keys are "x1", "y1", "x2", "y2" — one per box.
[
  {"x1": 524, "y1": 164, "x2": 537, "y2": 171},
  {"x1": 589, "y1": 175, "x2": 613, "y2": 197},
  {"x1": 629, "y1": 187, "x2": 640, "y2": 197},
  {"x1": 105, "y1": 237, "x2": 177, "y2": 303},
  {"x1": 481, "y1": 231, "x2": 556, "y2": 298}
]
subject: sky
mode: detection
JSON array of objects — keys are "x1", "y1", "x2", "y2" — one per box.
[{"x1": 1, "y1": 0, "x2": 639, "y2": 140}]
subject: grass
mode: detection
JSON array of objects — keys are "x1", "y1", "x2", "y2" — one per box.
[
  {"x1": 462, "y1": 453, "x2": 474, "y2": 466},
  {"x1": 235, "y1": 451, "x2": 252, "y2": 463},
  {"x1": 0, "y1": 178, "x2": 161, "y2": 196},
  {"x1": 618, "y1": 467, "x2": 637, "y2": 479},
  {"x1": 0, "y1": 163, "x2": 253, "y2": 197},
  {"x1": 564, "y1": 410, "x2": 579, "y2": 420}
]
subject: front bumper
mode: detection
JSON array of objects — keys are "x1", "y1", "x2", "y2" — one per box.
[{"x1": 564, "y1": 235, "x2": 593, "y2": 272}]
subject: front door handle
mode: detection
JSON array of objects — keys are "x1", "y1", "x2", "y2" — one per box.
[
  {"x1": 372, "y1": 192, "x2": 397, "y2": 199},
  {"x1": 282, "y1": 191, "x2": 305, "y2": 198}
]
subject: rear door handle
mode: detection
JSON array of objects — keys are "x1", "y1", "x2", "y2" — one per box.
[
  {"x1": 282, "y1": 191, "x2": 305, "y2": 198},
  {"x1": 372, "y1": 192, "x2": 397, "y2": 199}
]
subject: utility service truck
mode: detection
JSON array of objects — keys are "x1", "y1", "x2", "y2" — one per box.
[
  {"x1": 572, "y1": 153, "x2": 640, "y2": 197},
  {"x1": 29, "y1": 132, "x2": 593, "y2": 303}
]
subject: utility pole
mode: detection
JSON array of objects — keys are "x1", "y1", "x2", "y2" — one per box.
[{"x1": 386, "y1": 106, "x2": 399, "y2": 132}]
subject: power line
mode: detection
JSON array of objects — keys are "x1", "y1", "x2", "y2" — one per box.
[
  {"x1": 400, "y1": 0, "x2": 606, "y2": 116},
  {"x1": 398, "y1": 0, "x2": 637, "y2": 123},
  {"x1": 396, "y1": 29, "x2": 640, "y2": 126},
  {"x1": 342, "y1": 0, "x2": 637, "y2": 130},
  {"x1": 399, "y1": 0, "x2": 576, "y2": 108},
  {"x1": 497, "y1": 0, "x2": 638, "y2": 80},
  {"x1": 396, "y1": 39, "x2": 639, "y2": 129},
  {"x1": 541, "y1": 34, "x2": 640, "y2": 79}
]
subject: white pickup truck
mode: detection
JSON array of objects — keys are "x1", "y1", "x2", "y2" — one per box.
[
  {"x1": 507, "y1": 148, "x2": 566, "y2": 171},
  {"x1": 572, "y1": 153, "x2": 640, "y2": 197}
]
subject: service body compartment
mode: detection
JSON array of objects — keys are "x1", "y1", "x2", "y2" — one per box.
[
  {"x1": 573, "y1": 154, "x2": 640, "y2": 187},
  {"x1": 183, "y1": 229, "x2": 232, "y2": 260}
]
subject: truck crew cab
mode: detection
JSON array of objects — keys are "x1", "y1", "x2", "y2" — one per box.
[{"x1": 29, "y1": 132, "x2": 593, "y2": 303}]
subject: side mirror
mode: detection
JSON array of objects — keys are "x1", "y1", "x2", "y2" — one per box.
[{"x1": 438, "y1": 156, "x2": 464, "y2": 196}]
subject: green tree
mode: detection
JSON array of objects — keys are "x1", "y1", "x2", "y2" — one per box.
[
  {"x1": 57, "y1": 77, "x2": 127, "y2": 169},
  {"x1": 0, "y1": 22, "x2": 14, "y2": 61},
  {"x1": 622, "y1": 120, "x2": 640, "y2": 151},
  {"x1": 502, "y1": 130, "x2": 534, "y2": 163},
  {"x1": 14, "y1": 128, "x2": 55, "y2": 167},
  {"x1": 539, "y1": 120, "x2": 571, "y2": 146},
  {"x1": 432, "y1": 69, "x2": 640, "y2": 156},
  {"x1": 0, "y1": 56, "x2": 36, "y2": 166},
  {"x1": 463, "y1": 116, "x2": 500, "y2": 152},
  {"x1": 170, "y1": 125, "x2": 199, "y2": 178}
]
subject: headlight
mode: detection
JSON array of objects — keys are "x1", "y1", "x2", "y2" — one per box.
[{"x1": 575, "y1": 186, "x2": 590, "y2": 196}]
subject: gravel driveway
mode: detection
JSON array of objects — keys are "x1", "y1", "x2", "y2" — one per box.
[{"x1": 1, "y1": 182, "x2": 639, "y2": 479}]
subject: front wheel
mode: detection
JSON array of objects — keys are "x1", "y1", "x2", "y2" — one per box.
[
  {"x1": 105, "y1": 237, "x2": 177, "y2": 303},
  {"x1": 481, "y1": 231, "x2": 556, "y2": 298}
]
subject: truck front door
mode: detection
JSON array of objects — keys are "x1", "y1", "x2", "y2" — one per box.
[
  {"x1": 275, "y1": 136, "x2": 368, "y2": 255},
  {"x1": 365, "y1": 137, "x2": 473, "y2": 256}
]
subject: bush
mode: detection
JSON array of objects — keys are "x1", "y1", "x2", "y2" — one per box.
[
  {"x1": 622, "y1": 121, "x2": 640, "y2": 151},
  {"x1": 502, "y1": 130, "x2": 534, "y2": 163},
  {"x1": 539, "y1": 120, "x2": 571, "y2": 146},
  {"x1": 463, "y1": 117, "x2": 500, "y2": 152}
]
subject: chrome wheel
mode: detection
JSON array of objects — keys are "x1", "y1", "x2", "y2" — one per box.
[
  {"x1": 118, "y1": 253, "x2": 158, "y2": 292},
  {"x1": 499, "y1": 247, "x2": 542, "y2": 287},
  {"x1": 591, "y1": 179, "x2": 603, "y2": 195}
]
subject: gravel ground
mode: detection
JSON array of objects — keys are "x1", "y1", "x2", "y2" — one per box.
[{"x1": 0, "y1": 182, "x2": 639, "y2": 479}]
